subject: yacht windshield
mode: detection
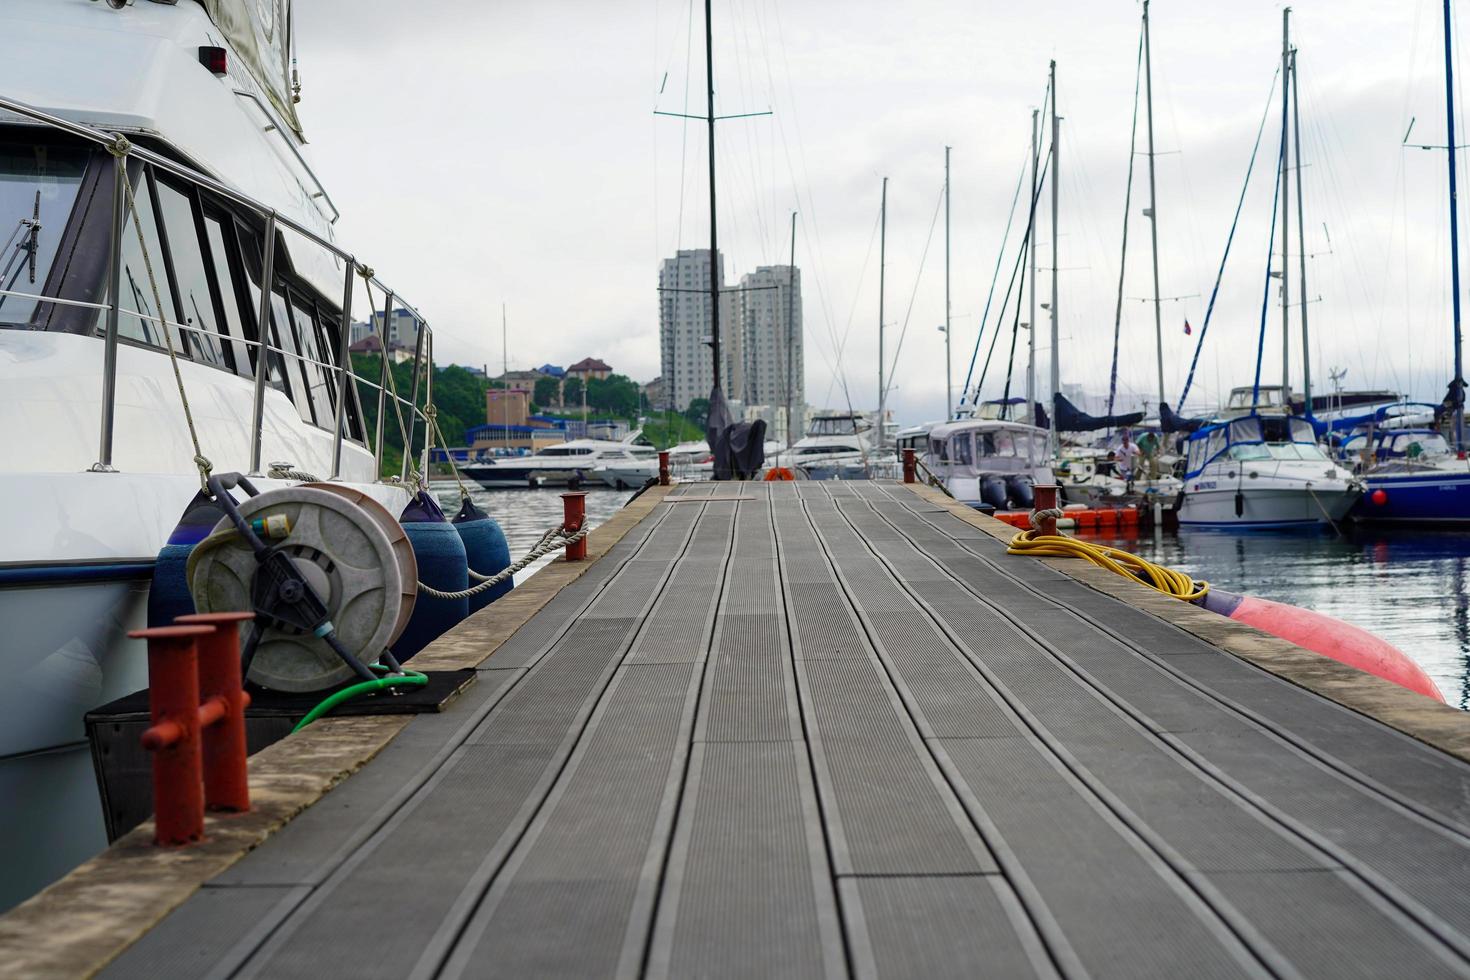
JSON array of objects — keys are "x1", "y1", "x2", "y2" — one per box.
[
  {"x1": 0, "y1": 141, "x2": 89, "y2": 328},
  {"x1": 808, "y1": 416, "x2": 860, "y2": 436},
  {"x1": 1228, "y1": 443, "x2": 1271, "y2": 461}
]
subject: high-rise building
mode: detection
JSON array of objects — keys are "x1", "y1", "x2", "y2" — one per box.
[
  {"x1": 736, "y1": 265, "x2": 804, "y2": 442},
  {"x1": 658, "y1": 249, "x2": 737, "y2": 411}
]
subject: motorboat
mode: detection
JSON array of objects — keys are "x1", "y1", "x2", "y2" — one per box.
[
  {"x1": 1177, "y1": 415, "x2": 1360, "y2": 527},
  {"x1": 770, "y1": 411, "x2": 883, "y2": 480},
  {"x1": 0, "y1": 0, "x2": 445, "y2": 909},
  {"x1": 461, "y1": 438, "x2": 658, "y2": 489},
  {"x1": 1340, "y1": 426, "x2": 1470, "y2": 524},
  {"x1": 925, "y1": 419, "x2": 1052, "y2": 510}
]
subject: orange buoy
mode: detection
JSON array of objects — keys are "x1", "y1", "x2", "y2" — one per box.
[
  {"x1": 764, "y1": 467, "x2": 796, "y2": 481},
  {"x1": 1096, "y1": 508, "x2": 1118, "y2": 528}
]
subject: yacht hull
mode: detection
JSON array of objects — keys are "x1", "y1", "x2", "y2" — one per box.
[
  {"x1": 1353, "y1": 469, "x2": 1470, "y2": 524},
  {"x1": 1178, "y1": 485, "x2": 1358, "y2": 527}
]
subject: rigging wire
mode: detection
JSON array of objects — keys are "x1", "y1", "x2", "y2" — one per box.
[
  {"x1": 1177, "y1": 66, "x2": 1281, "y2": 409},
  {"x1": 975, "y1": 151, "x2": 1051, "y2": 403},
  {"x1": 957, "y1": 139, "x2": 1030, "y2": 414},
  {"x1": 882, "y1": 182, "x2": 947, "y2": 403},
  {"x1": 1107, "y1": 29, "x2": 1146, "y2": 417},
  {"x1": 1252, "y1": 88, "x2": 1290, "y2": 408}
]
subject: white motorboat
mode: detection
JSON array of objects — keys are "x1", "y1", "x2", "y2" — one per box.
[
  {"x1": 1177, "y1": 415, "x2": 1360, "y2": 527},
  {"x1": 0, "y1": 0, "x2": 443, "y2": 909},
  {"x1": 461, "y1": 438, "x2": 658, "y2": 489},
  {"x1": 771, "y1": 411, "x2": 884, "y2": 479},
  {"x1": 925, "y1": 419, "x2": 1053, "y2": 510}
]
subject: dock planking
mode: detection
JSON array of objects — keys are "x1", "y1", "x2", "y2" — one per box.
[{"x1": 100, "y1": 481, "x2": 1470, "y2": 979}]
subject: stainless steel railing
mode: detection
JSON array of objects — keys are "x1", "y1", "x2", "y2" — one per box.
[{"x1": 0, "y1": 93, "x2": 434, "y2": 483}]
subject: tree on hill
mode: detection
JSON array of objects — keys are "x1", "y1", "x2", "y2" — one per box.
[{"x1": 533, "y1": 375, "x2": 561, "y2": 409}]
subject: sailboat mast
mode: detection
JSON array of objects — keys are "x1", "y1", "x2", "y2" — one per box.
[
  {"x1": 705, "y1": 0, "x2": 721, "y2": 392},
  {"x1": 501, "y1": 302, "x2": 508, "y2": 447},
  {"x1": 945, "y1": 145, "x2": 953, "y2": 420},
  {"x1": 1445, "y1": 0, "x2": 1465, "y2": 449},
  {"x1": 1291, "y1": 48, "x2": 1312, "y2": 412},
  {"x1": 1049, "y1": 60, "x2": 1060, "y2": 456},
  {"x1": 787, "y1": 210, "x2": 797, "y2": 448},
  {"x1": 1027, "y1": 108, "x2": 1039, "y2": 437},
  {"x1": 878, "y1": 177, "x2": 888, "y2": 450},
  {"x1": 1280, "y1": 7, "x2": 1292, "y2": 393},
  {"x1": 1143, "y1": 0, "x2": 1165, "y2": 412}
]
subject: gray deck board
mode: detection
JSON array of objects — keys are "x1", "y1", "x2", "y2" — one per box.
[{"x1": 103, "y1": 482, "x2": 1470, "y2": 980}]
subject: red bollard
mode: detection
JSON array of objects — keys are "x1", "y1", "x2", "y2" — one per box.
[
  {"x1": 129, "y1": 624, "x2": 214, "y2": 845},
  {"x1": 902, "y1": 447, "x2": 917, "y2": 484},
  {"x1": 1032, "y1": 484, "x2": 1060, "y2": 537},
  {"x1": 176, "y1": 611, "x2": 254, "y2": 813},
  {"x1": 561, "y1": 491, "x2": 588, "y2": 561},
  {"x1": 658, "y1": 450, "x2": 671, "y2": 486}
]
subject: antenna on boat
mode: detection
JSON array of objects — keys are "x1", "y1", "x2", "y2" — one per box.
[
  {"x1": 1444, "y1": 0, "x2": 1466, "y2": 449},
  {"x1": 1143, "y1": 0, "x2": 1166, "y2": 413}
]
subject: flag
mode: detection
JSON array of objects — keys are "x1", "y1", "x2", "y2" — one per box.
[{"x1": 1183, "y1": 319, "x2": 1193, "y2": 335}]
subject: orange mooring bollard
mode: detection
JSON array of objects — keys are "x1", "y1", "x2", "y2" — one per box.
[
  {"x1": 1032, "y1": 484, "x2": 1060, "y2": 536},
  {"x1": 561, "y1": 491, "x2": 588, "y2": 561},
  {"x1": 176, "y1": 611, "x2": 254, "y2": 813},
  {"x1": 902, "y1": 447, "x2": 917, "y2": 483},
  {"x1": 658, "y1": 450, "x2": 671, "y2": 486},
  {"x1": 129, "y1": 624, "x2": 214, "y2": 845}
]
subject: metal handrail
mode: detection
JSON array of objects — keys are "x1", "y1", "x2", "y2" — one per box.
[
  {"x1": 232, "y1": 90, "x2": 341, "y2": 225},
  {"x1": 0, "y1": 93, "x2": 434, "y2": 480}
]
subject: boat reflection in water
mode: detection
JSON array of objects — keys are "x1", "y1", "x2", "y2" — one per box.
[{"x1": 1073, "y1": 524, "x2": 1470, "y2": 710}]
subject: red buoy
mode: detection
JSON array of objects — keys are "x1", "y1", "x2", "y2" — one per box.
[
  {"x1": 1370, "y1": 488, "x2": 1389, "y2": 506},
  {"x1": 1224, "y1": 595, "x2": 1444, "y2": 702}
]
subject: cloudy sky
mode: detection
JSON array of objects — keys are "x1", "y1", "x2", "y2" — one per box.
[{"x1": 294, "y1": 0, "x2": 1464, "y2": 423}]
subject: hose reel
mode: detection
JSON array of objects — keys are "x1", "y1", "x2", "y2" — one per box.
[{"x1": 187, "y1": 475, "x2": 417, "y2": 692}]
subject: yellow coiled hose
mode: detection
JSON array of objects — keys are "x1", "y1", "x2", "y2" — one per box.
[{"x1": 1006, "y1": 526, "x2": 1210, "y2": 602}]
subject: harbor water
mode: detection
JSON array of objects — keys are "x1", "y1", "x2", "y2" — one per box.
[
  {"x1": 1077, "y1": 525, "x2": 1470, "y2": 710},
  {"x1": 431, "y1": 482, "x2": 636, "y2": 583}
]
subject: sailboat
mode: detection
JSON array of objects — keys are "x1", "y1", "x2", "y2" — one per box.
[
  {"x1": 1176, "y1": 9, "x2": 1360, "y2": 528},
  {"x1": 1350, "y1": 0, "x2": 1470, "y2": 525}
]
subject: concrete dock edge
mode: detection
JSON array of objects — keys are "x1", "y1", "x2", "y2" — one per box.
[{"x1": 0, "y1": 484, "x2": 672, "y2": 978}]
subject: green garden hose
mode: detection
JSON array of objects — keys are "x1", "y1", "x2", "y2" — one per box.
[{"x1": 291, "y1": 670, "x2": 429, "y2": 732}]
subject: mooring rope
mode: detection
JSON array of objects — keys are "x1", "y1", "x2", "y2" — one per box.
[{"x1": 416, "y1": 524, "x2": 590, "y2": 600}]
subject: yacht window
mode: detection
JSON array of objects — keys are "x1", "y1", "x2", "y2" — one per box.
[
  {"x1": 1266, "y1": 443, "x2": 1304, "y2": 460},
  {"x1": 1205, "y1": 427, "x2": 1227, "y2": 463},
  {"x1": 993, "y1": 431, "x2": 1016, "y2": 456},
  {"x1": 116, "y1": 170, "x2": 186, "y2": 351},
  {"x1": 201, "y1": 214, "x2": 253, "y2": 377},
  {"x1": 953, "y1": 433, "x2": 973, "y2": 466},
  {"x1": 290, "y1": 293, "x2": 334, "y2": 425},
  {"x1": 1229, "y1": 418, "x2": 1264, "y2": 444},
  {"x1": 1186, "y1": 440, "x2": 1204, "y2": 473},
  {"x1": 932, "y1": 437, "x2": 948, "y2": 462},
  {"x1": 1228, "y1": 443, "x2": 1271, "y2": 461},
  {"x1": 270, "y1": 286, "x2": 314, "y2": 423},
  {"x1": 1288, "y1": 418, "x2": 1316, "y2": 443},
  {"x1": 977, "y1": 433, "x2": 996, "y2": 456},
  {"x1": 154, "y1": 180, "x2": 229, "y2": 370},
  {"x1": 1296, "y1": 443, "x2": 1329, "y2": 460},
  {"x1": 0, "y1": 141, "x2": 88, "y2": 328}
]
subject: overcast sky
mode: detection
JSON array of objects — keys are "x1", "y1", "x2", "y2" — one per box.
[{"x1": 294, "y1": 0, "x2": 1465, "y2": 422}]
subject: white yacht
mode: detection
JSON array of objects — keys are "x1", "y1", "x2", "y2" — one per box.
[
  {"x1": 926, "y1": 419, "x2": 1053, "y2": 510},
  {"x1": 1178, "y1": 414, "x2": 1360, "y2": 527},
  {"x1": 461, "y1": 438, "x2": 658, "y2": 489},
  {"x1": 0, "y1": 0, "x2": 438, "y2": 909},
  {"x1": 771, "y1": 411, "x2": 881, "y2": 479}
]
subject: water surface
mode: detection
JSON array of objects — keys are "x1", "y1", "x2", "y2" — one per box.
[{"x1": 1077, "y1": 525, "x2": 1470, "y2": 709}]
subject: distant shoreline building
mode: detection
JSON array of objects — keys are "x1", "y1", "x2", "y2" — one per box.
[
  {"x1": 659, "y1": 249, "x2": 736, "y2": 411},
  {"x1": 736, "y1": 264, "x2": 804, "y2": 443}
]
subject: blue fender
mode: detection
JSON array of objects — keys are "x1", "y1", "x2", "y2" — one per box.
[
  {"x1": 453, "y1": 496, "x2": 513, "y2": 615},
  {"x1": 392, "y1": 491, "x2": 469, "y2": 661}
]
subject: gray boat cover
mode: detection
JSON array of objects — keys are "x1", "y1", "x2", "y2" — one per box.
[{"x1": 706, "y1": 386, "x2": 767, "y2": 480}]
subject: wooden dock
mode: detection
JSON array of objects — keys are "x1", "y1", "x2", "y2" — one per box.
[{"x1": 13, "y1": 480, "x2": 1470, "y2": 978}]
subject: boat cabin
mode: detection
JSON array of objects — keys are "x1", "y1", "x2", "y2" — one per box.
[
  {"x1": 1222, "y1": 385, "x2": 1294, "y2": 418},
  {"x1": 1184, "y1": 415, "x2": 1328, "y2": 479}
]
